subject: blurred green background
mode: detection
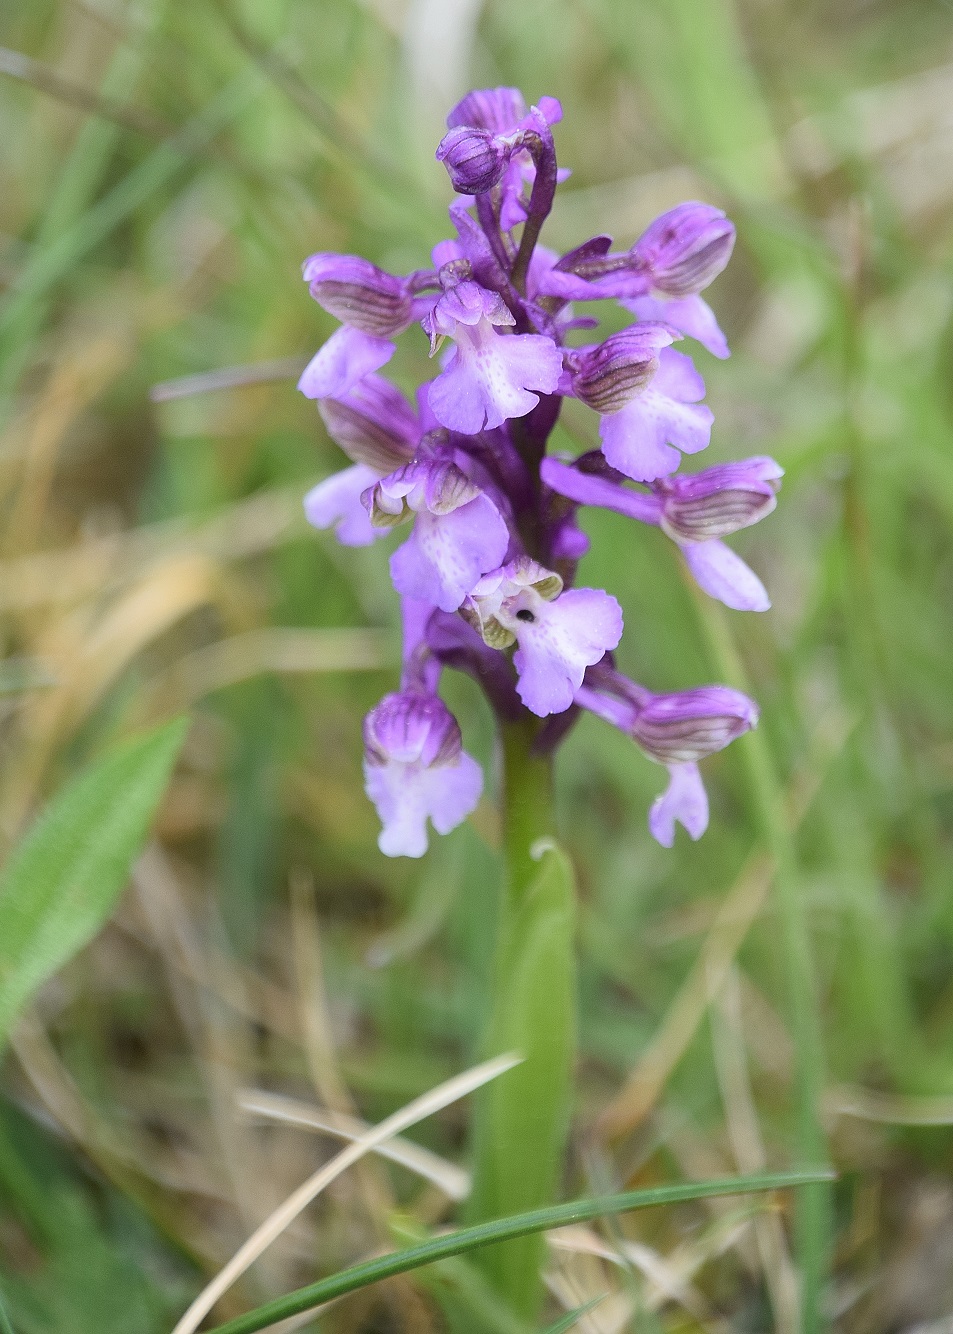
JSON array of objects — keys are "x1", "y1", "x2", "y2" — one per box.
[{"x1": 1, "y1": 0, "x2": 952, "y2": 1330}]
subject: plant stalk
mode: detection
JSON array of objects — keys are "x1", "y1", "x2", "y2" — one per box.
[{"x1": 466, "y1": 715, "x2": 577, "y2": 1322}]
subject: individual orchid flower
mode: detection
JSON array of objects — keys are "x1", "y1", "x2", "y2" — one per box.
[
  {"x1": 541, "y1": 454, "x2": 782, "y2": 612},
  {"x1": 562, "y1": 325, "x2": 714, "y2": 483},
  {"x1": 303, "y1": 375, "x2": 420, "y2": 548},
  {"x1": 655, "y1": 457, "x2": 782, "y2": 610},
  {"x1": 298, "y1": 254, "x2": 438, "y2": 400},
  {"x1": 462, "y1": 557, "x2": 622, "y2": 716},
  {"x1": 363, "y1": 452, "x2": 510, "y2": 612},
  {"x1": 535, "y1": 203, "x2": 735, "y2": 359},
  {"x1": 363, "y1": 690, "x2": 483, "y2": 857},
  {"x1": 576, "y1": 669, "x2": 758, "y2": 845},
  {"x1": 598, "y1": 348, "x2": 714, "y2": 482},
  {"x1": 424, "y1": 261, "x2": 562, "y2": 434},
  {"x1": 622, "y1": 202, "x2": 735, "y2": 359}
]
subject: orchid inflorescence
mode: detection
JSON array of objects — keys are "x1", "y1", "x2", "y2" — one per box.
[{"x1": 299, "y1": 87, "x2": 778, "y2": 858}]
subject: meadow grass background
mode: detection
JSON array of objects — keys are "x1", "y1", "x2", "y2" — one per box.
[{"x1": 1, "y1": 0, "x2": 953, "y2": 1330}]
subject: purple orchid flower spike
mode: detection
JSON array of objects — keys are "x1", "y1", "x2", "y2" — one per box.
[
  {"x1": 577, "y1": 669, "x2": 758, "y2": 845},
  {"x1": 296, "y1": 84, "x2": 773, "y2": 856},
  {"x1": 462, "y1": 557, "x2": 622, "y2": 716},
  {"x1": 424, "y1": 261, "x2": 562, "y2": 434}
]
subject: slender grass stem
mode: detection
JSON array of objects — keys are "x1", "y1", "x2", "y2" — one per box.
[{"x1": 692, "y1": 592, "x2": 830, "y2": 1334}]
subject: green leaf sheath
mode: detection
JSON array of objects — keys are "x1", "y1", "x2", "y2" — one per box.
[
  {"x1": 0, "y1": 718, "x2": 188, "y2": 1048},
  {"x1": 467, "y1": 719, "x2": 577, "y2": 1319},
  {"x1": 206, "y1": 1170, "x2": 834, "y2": 1334}
]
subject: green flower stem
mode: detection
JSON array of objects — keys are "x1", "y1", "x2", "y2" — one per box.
[
  {"x1": 466, "y1": 715, "x2": 577, "y2": 1322},
  {"x1": 500, "y1": 716, "x2": 556, "y2": 894}
]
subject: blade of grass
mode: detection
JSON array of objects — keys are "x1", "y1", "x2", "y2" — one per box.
[
  {"x1": 0, "y1": 74, "x2": 255, "y2": 413},
  {"x1": 171, "y1": 1052, "x2": 523, "y2": 1334},
  {"x1": 689, "y1": 586, "x2": 830, "y2": 1333},
  {"x1": 237, "y1": 1090, "x2": 470, "y2": 1200},
  {"x1": 0, "y1": 45, "x2": 170, "y2": 138},
  {"x1": 205, "y1": 1169, "x2": 834, "y2": 1334},
  {"x1": 540, "y1": 1295, "x2": 607, "y2": 1333}
]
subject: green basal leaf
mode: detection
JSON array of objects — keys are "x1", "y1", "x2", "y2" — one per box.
[
  {"x1": 205, "y1": 1168, "x2": 834, "y2": 1334},
  {"x1": 0, "y1": 718, "x2": 188, "y2": 1048}
]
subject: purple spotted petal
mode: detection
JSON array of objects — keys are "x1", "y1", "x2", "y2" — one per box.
[
  {"x1": 625, "y1": 293, "x2": 730, "y2": 359},
  {"x1": 428, "y1": 327, "x2": 562, "y2": 434},
  {"x1": 390, "y1": 494, "x2": 510, "y2": 612},
  {"x1": 365, "y1": 751, "x2": 483, "y2": 858},
  {"x1": 298, "y1": 326, "x2": 395, "y2": 400},
  {"x1": 648, "y1": 762, "x2": 709, "y2": 847},
  {"x1": 304, "y1": 464, "x2": 385, "y2": 547},
  {"x1": 599, "y1": 348, "x2": 713, "y2": 482},
  {"x1": 680, "y1": 540, "x2": 771, "y2": 611},
  {"x1": 513, "y1": 588, "x2": 623, "y2": 716}
]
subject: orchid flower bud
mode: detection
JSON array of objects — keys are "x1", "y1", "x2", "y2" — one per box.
[{"x1": 436, "y1": 126, "x2": 509, "y2": 194}]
